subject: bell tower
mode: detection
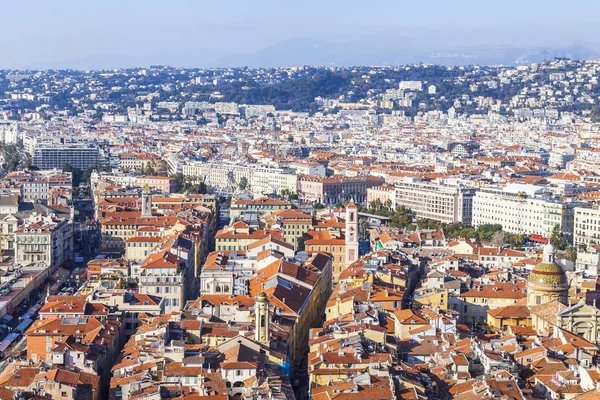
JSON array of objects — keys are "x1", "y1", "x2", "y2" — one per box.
[
  {"x1": 141, "y1": 184, "x2": 152, "y2": 217},
  {"x1": 345, "y1": 200, "x2": 359, "y2": 266},
  {"x1": 254, "y1": 292, "x2": 270, "y2": 345}
]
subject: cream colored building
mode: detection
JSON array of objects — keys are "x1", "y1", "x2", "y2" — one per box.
[
  {"x1": 473, "y1": 184, "x2": 579, "y2": 240},
  {"x1": 574, "y1": 206, "x2": 600, "y2": 247},
  {"x1": 557, "y1": 301, "x2": 600, "y2": 345},
  {"x1": 182, "y1": 161, "x2": 297, "y2": 195},
  {"x1": 0, "y1": 213, "x2": 18, "y2": 252}
]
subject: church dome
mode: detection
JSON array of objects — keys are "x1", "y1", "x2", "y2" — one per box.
[
  {"x1": 528, "y1": 262, "x2": 568, "y2": 289},
  {"x1": 527, "y1": 244, "x2": 568, "y2": 290}
]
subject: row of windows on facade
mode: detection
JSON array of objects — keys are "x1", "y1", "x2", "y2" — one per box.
[{"x1": 21, "y1": 254, "x2": 48, "y2": 261}]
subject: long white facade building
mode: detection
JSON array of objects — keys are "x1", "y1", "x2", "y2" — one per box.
[
  {"x1": 472, "y1": 184, "x2": 580, "y2": 241},
  {"x1": 574, "y1": 206, "x2": 600, "y2": 247},
  {"x1": 182, "y1": 161, "x2": 298, "y2": 196}
]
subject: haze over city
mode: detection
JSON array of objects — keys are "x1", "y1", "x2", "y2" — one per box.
[{"x1": 3, "y1": 0, "x2": 600, "y2": 69}]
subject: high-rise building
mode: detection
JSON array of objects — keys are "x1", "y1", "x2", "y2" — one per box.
[{"x1": 32, "y1": 145, "x2": 100, "y2": 170}]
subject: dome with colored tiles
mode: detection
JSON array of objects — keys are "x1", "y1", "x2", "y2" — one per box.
[{"x1": 527, "y1": 243, "x2": 568, "y2": 290}]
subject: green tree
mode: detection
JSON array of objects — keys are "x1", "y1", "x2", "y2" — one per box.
[
  {"x1": 238, "y1": 176, "x2": 249, "y2": 190},
  {"x1": 81, "y1": 166, "x2": 95, "y2": 186},
  {"x1": 389, "y1": 205, "x2": 413, "y2": 229},
  {"x1": 72, "y1": 168, "x2": 83, "y2": 187},
  {"x1": 477, "y1": 224, "x2": 503, "y2": 242},
  {"x1": 442, "y1": 222, "x2": 478, "y2": 239},
  {"x1": 172, "y1": 173, "x2": 185, "y2": 192},
  {"x1": 565, "y1": 246, "x2": 577, "y2": 263},
  {"x1": 508, "y1": 233, "x2": 526, "y2": 247},
  {"x1": 359, "y1": 217, "x2": 369, "y2": 239},
  {"x1": 416, "y1": 218, "x2": 441, "y2": 230},
  {"x1": 25, "y1": 153, "x2": 33, "y2": 169},
  {"x1": 549, "y1": 224, "x2": 567, "y2": 251}
]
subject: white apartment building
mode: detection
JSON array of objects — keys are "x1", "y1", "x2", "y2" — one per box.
[
  {"x1": 200, "y1": 245, "x2": 296, "y2": 296},
  {"x1": 14, "y1": 213, "x2": 73, "y2": 272},
  {"x1": 251, "y1": 165, "x2": 298, "y2": 195},
  {"x1": 289, "y1": 162, "x2": 327, "y2": 177},
  {"x1": 183, "y1": 161, "x2": 251, "y2": 195},
  {"x1": 575, "y1": 248, "x2": 600, "y2": 278},
  {"x1": 21, "y1": 173, "x2": 72, "y2": 202},
  {"x1": 472, "y1": 184, "x2": 579, "y2": 240},
  {"x1": 0, "y1": 122, "x2": 19, "y2": 144},
  {"x1": 182, "y1": 161, "x2": 297, "y2": 196},
  {"x1": 394, "y1": 178, "x2": 476, "y2": 224},
  {"x1": 574, "y1": 207, "x2": 600, "y2": 247},
  {"x1": 399, "y1": 81, "x2": 423, "y2": 91}
]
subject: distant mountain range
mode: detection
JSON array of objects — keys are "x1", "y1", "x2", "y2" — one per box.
[
  {"x1": 7, "y1": 37, "x2": 600, "y2": 70},
  {"x1": 214, "y1": 38, "x2": 599, "y2": 67}
]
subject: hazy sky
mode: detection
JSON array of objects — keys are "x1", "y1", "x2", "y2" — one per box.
[{"x1": 2, "y1": 0, "x2": 600, "y2": 69}]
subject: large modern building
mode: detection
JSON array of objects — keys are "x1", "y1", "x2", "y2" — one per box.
[
  {"x1": 472, "y1": 184, "x2": 580, "y2": 240},
  {"x1": 32, "y1": 144, "x2": 100, "y2": 170},
  {"x1": 394, "y1": 178, "x2": 477, "y2": 224}
]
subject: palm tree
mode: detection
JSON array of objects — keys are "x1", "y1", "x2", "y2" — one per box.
[{"x1": 359, "y1": 217, "x2": 369, "y2": 239}]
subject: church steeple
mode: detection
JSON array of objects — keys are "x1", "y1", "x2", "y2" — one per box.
[
  {"x1": 141, "y1": 185, "x2": 152, "y2": 217},
  {"x1": 254, "y1": 292, "x2": 270, "y2": 345},
  {"x1": 345, "y1": 201, "x2": 359, "y2": 267}
]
